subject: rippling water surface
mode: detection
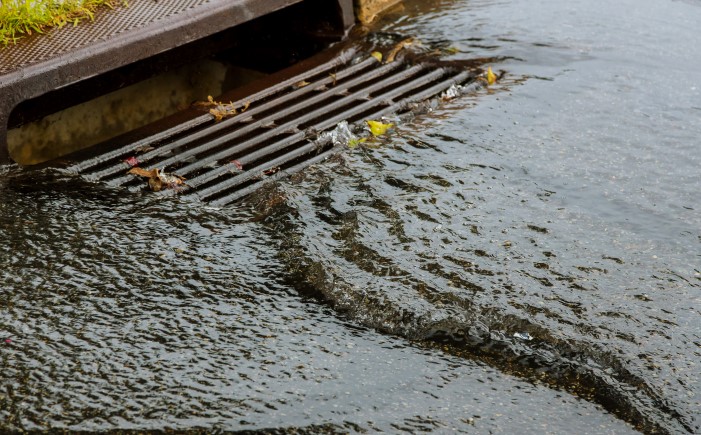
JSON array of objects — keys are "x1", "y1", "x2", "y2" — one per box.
[{"x1": 1, "y1": 0, "x2": 699, "y2": 433}]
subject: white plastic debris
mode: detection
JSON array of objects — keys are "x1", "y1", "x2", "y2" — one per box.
[
  {"x1": 513, "y1": 332, "x2": 533, "y2": 341},
  {"x1": 326, "y1": 120, "x2": 358, "y2": 147},
  {"x1": 441, "y1": 84, "x2": 465, "y2": 100}
]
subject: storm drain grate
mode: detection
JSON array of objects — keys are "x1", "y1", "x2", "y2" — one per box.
[{"x1": 64, "y1": 46, "x2": 483, "y2": 206}]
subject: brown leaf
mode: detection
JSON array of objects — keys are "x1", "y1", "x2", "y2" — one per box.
[
  {"x1": 385, "y1": 37, "x2": 415, "y2": 63},
  {"x1": 127, "y1": 167, "x2": 186, "y2": 191},
  {"x1": 155, "y1": 169, "x2": 186, "y2": 187},
  {"x1": 148, "y1": 177, "x2": 163, "y2": 192},
  {"x1": 128, "y1": 167, "x2": 158, "y2": 178},
  {"x1": 263, "y1": 166, "x2": 280, "y2": 176}
]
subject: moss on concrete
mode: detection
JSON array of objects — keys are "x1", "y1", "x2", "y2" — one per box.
[
  {"x1": 354, "y1": 0, "x2": 402, "y2": 24},
  {"x1": 0, "y1": 0, "x2": 123, "y2": 46}
]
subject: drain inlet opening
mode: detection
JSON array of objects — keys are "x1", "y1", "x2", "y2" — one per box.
[{"x1": 6, "y1": 0, "x2": 349, "y2": 166}]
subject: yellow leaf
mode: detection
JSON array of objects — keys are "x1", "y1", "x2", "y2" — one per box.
[
  {"x1": 209, "y1": 108, "x2": 224, "y2": 122},
  {"x1": 371, "y1": 51, "x2": 383, "y2": 62},
  {"x1": 348, "y1": 137, "x2": 367, "y2": 149},
  {"x1": 444, "y1": 46, "x2": 460, "y2": 55},
  {"x1": 487, "y1": 66, "x2": 497, "y2": 85},
  {"x1": 366, "y1": 120, "x2": 394, "y2": 137}
]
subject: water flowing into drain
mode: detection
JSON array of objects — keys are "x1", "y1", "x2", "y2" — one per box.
[{"x1": 61, "y1": 46, "x2": 483, "y2": 205}]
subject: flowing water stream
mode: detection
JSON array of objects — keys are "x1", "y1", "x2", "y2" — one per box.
[{"x1": 1, "y1": 0, "x2": 699, "y2": 433}]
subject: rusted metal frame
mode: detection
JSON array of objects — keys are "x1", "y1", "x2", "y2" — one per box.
[
  {"x1": 204, "y1": 68, "x2": 476, "y2": 205},
  {"x1": 0, "y1": 0, "x2": 307, "y2": 163},
  {"x1": 70, "y1": 47, "x2": 361, "y2": 175},
  {"x1": 110, "y1": 59, "x2": 421, "y2": 185},
  {"x1": 179, "y1": 66, "x2": 449, "y2": 197},
  {"x1": 168, "y1": 63, "x2": 428, "y2": 182}
]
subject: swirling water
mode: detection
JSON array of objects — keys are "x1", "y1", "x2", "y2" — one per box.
[{"x1": 1, "y1": 0, "x2": 700, "y2": 433}]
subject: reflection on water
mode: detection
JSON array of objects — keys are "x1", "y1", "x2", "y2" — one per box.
[
  {"x1": 2, "y1": 0, "x2": 700, "y2": 433},
  {"x1": 0, "y1": 174, "x2": 635, "y2": 433}
]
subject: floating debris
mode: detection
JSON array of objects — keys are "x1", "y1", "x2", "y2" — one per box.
[
  {"x1": 124, "y1": 156, "x2": 139, "y2": 167},
  {"x1": 134, "y1": 145, "x2": 155, "y2": 154},
  {"x1": 194, "y1": 95, "x2": 249, "y2": 122},
  {"x1": 385, "y1": 37, "x2": 415, "y2": 63},
  {"x1": 263, "y1": 166, "x2": 280, "y2": 176},
  {"x1": 513, "y1": 332, "x2": 533, "y2": 341},
  {"x1": 371, "y1": 51, "x2": 383, "y2": 62},
  {"x1": 443, "y1": 46, "x2": 461, "y2": 55},
  {"x1": 441, "y1": 84, "x2": 463, "y2": 100},
  {"x1": 487, "y1": 66, "x2": 497, "y2": 85},
  {"x1": 127, "y1": 167, "x2": 186, "y2": 192},
  {"x1": 441, "y1": 72, "x2": 493, "y2": 100},
  {"x1": 326, "y1": 120, "x2": 356, "y2": 147},
  {"x1": 320, "y1": 120, "x2": 371, "y2": 149},
  {"x1": 348, "y1": 137, "x2": 367, "y2": 149},
  {"x1": 366, "y1": 120, "x2": 394, "y2": 136}
]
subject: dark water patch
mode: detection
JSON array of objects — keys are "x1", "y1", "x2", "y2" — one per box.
[
  {"x1": 2, "y1": 167, "x2": 639, "y2": 433},
  {"x1": 255, "y1": 82, "x2": 699, "y2": 431}
]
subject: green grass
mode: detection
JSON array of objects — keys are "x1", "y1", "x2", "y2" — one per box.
[{"x1": 0, "y1": 0, "x2": 124, "y2": 46}]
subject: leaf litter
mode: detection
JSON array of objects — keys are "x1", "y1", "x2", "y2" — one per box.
[
  {"x1": 127, "y1": 167, "x2": 187, "y2": 192},
  {"x1": 366, "y1": 120, "x2": 394, "y2": 137},
  {"x1": 124, "y1": 45, "x2": 497, "y2": 195},
  {"x1": 194, "y1": 95, "x2": 250, "y2": 122}
]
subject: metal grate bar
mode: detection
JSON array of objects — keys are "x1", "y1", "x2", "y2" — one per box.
[
  {"x1": 66, "y1": 48, "x2": 482, "y2": 205},
  {"x1": 363, "y1": 69, "x2": 476, "y2": 121},
  {"x1": 154, "y1": 61, "x2": 412, "y2": 173},
  {"x1": 70, "y1": 47, "x2": 360, "y2": 175},
  {"x1": 192, "y1": 69, "x2": 474, "y2": 204},
  {"x1": 177, "y1": 66, "x2": 447, "y2": 191},
  {"x1": 69, "y1": 117, "x2": 210, "y2": 174},
  {"x1": 209, "y1": 144, "x2": 341, "y2": 206},
  {"x1": 101, "y1": 59, "x2": 410, "y2": 187},
  {"x1": 81, "y1": 50, "x2": 364, "y2": 180},
  {"x1": 151, "y1": 63, "x2": 428, "y2": 181},
  {"x1": 195, "y1": 138, "x2": 325, "y2": 201}
]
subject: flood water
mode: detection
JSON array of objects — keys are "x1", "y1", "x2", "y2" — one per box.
[{"x1": 1, "y1": 0, "x2": 700, "y2": 433}]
